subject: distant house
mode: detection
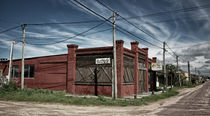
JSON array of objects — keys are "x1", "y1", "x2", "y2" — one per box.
[
  {"x1": 0, "y1": 40, "x2": 157, "y2": 98},
  {"x1": 183, "y1": 72, "x2": 189, "y2": 81}
]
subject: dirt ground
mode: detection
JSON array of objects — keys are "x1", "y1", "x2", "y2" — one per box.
[
  {"x1": 0, "y1": 83, "x2": 208, "y2": 116},
  {"x1": 156, "y1": 82, "x2": 210, "y2": 116}
]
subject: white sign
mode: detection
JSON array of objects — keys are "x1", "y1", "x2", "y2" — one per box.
[
  {"x1": 95, "y1": 58, "x2": 111, "y2": 64},
  {"x1": 152, "y1": 62, "x2": 162, "y2": 71}
]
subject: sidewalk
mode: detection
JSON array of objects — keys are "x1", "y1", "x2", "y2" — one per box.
[
  {"x1": 65, "y1": 91, "x2": 163, "y2": 100},
  {"x1": 124, "y1": 91, "x2": 162, "y2": 99}
]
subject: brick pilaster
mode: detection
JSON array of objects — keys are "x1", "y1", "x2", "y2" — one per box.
[
  {"x1": 116, "y1": 40, "x2": 124, "y2": 97},
  {"x1": 67, "y1": 44, "x2": 78, "y2": 93},
  {"x1": 131, "y1": 41, "x2": 139, "y2": 96},
  {"x1": 143, "y1": 48, "x2": 149, "y2": 92},
  {"x1": 152, "y1": 57, "x2": 157, "y2": 91}
]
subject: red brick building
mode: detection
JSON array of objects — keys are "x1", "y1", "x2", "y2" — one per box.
[{"x1": 0, "y1": 40, "x2": 157, "y2": 97}]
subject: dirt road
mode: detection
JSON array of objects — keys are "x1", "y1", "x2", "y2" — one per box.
[
  {"x1": 156, "y1": 82, "x2": 210, "y2": 116},
  {"x1": 0, "y1": 83, "x2": 208, "y2": 116}
]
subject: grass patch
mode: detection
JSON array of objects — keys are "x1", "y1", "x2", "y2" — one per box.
[{"x1": 0, "y1": 82, "x2": 197, "y2": 106}]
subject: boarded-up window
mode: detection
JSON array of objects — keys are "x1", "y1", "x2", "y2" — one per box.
[
  {"x1": 139, "y1": 53, "x2": 145, "y2": 63},
  {"x1": 138, "y1": 53, "x2": 146, "y2": 93},
  {"x1": 123, "y1": 55, "x2": 134, "y2": 83},
  {"x1": 76, "y1": 53, "x2": 112, "y2": 85}
]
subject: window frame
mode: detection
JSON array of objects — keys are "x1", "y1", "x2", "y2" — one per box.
[
  {"x1": 11, "y1": 65, "x2": 19, "y2": 78},
  {"x1": 24, "y1": 64, "x2": 35, "y2": 78}
]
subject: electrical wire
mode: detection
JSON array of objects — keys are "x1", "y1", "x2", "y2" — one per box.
[
  {"x1": 95, "y1": 0, "x2": 209, "y2": 66},
  {"x1": 168, "y1": 41, "x2": 210, "y2": 49},
  {"x1": 95, "y1": 0, "x2": 163, "y2": 44},
  {"x1": 26, "y1": 20, "x2": 103, "y2": 26},
  {"x1": 130, "y1": 14, "x2": 209, "y2": 26},
  {"x1": 166, "y1": 43, "x2": 177, "y2": 56},
  {"x1": 0, "y1": 25, "x2": 20, "y2": 34},
  {"x1": 72, "y1": 0, "x2": 111, "y2": 22},
  {"x1": 116, "y1": 26, "x2": 163, "y2": 49},
  {"x1": 165, "y1": 42, "x2": 187, "y2": 62},
  {"x1": 166, "y1": 50, "x2": 176, "y2": 58},
  {"x1": 26, "y1": 18, "x2": 111, "y2": 45},
  {"x1": 26, "y1": 28, "x2": 112, "y2": 40},
  {"x1": 118, "y1": 3, "x2": 210, "y2": 20},
  {"x1": 95, "y1": 0, "x2": 115, "y2": 12},
  {"x1": 75, "y1": 0, "x2": 192, "y2": 68},
  {"x1": 72, "y1": 0, "x2": 163, "y2": 49},
  {"x1": 118, "y1": 15, "x2": 163, "y2": 43}
]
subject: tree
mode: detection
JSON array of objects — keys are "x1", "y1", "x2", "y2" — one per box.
[{"x1": 157, "y1": 64, "x2": 183, "y2": 86}]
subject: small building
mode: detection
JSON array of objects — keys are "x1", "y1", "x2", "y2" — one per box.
[
  {"x1": 183, "y1": 72, "x2": 189, "y2": 81},
  {"x1": 0, "y1": 40, "x2": 157, "y2": 97}
]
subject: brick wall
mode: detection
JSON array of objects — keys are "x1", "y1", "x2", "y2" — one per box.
[{"x1": 0, "y1": 40, "x2": 156, "y2": 98}]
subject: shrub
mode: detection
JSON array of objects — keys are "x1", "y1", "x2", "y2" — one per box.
[{"x1": 0, "y1": 82, "x2": 18, "y2": 92}]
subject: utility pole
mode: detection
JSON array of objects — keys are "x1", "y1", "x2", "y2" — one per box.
[
  {"x1": 163, "y1": 41, "x2": 167, "y2": 90},
  {"x1": 21, "y1": 24, "x2": 26, "y2": 90},
  {"x1": 112, "y1": 12, "x2": 117, "y2": 99},
  {"x1": 8, "y1": 41, "x2": 15, "y2": 83},
  {"x1": 170, "y1": 73, "x2": 173, "y2": 88},
  {"x1": 188, "y1": 61, "x2": 191, "y2": 83},
  {"x1": 176, "y1": 56, "x2": 181, "y2": 87}
]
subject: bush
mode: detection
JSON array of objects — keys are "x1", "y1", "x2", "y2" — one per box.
[{"x1": 0, "y1": 82, "x2": 18, "y2": 92}]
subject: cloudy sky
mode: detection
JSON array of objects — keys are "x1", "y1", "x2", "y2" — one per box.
[{"x1": 0, "y1": 0, "x2": 210, "y2": 75}]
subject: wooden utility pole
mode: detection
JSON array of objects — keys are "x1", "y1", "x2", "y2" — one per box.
[
  {"x1": 112, "y1": 12, "x2": 117, "y2": 99},
  {"x1": 163, "y1": 41, "x2": 167, "y2": 89},
  {"x1": 188, "y1": 61, "x2": 191, "y2": 83},
  {"x1": 21, "y1": 24, "x2": 26, "y2": 89},
  {"x1": 8, "y1": 41, "x2": 15, "y2": 83},
  {"x1": 176, "y1": 56, "x2": 181, "y2": 87}
]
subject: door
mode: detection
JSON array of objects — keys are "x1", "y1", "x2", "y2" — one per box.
[{"x1": 138, "y1": 69, "x2": 145, "y2": 94}]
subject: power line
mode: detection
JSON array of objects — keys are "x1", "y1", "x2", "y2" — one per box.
[
  {"x1": 0, "y1": 25, "x2": 20, "y2": 34},
  {"x1": 72, "y1": 0, "x2": 111, "y2": 22},
  {"x1": 26, "y1": 20, "x2": 103, "y2": 26},
  {"x1": 118, "y1": 3, "x2": 210, "y2": 20},
  {"x1": 116, "y1": 27, "x2": 157, "y2": 48},
  {"x1": 95, "y1": 0, "x2": 115, "y2": 12},
  {"x1": 96, "y1": 0, "x2": 210, "y2": 64},
  {"x1": 165, "y1": 43, "x2": 186, "y2": 63},
  {"x1": 26, "y1": 27, "x2": 112, "y2": 40},
  {"x1": 165, "y1": 43, "x2": 177, "y2": 56},
  {"x1": 166, "y1": 50, "x2": 176, "y2": 58},
  {"x1": 26, "y1": 18, "x2": 110, "y2": 45},
  {"x1": 165, "y1": 42, "x2": 197, "y2": 62},
  {"x1": 72, "y1": 0, "x2": 163, "y2": 49},
  {"x1": 85, "y1": 27, "x2": 112, "y2": 35},
  {"x1": 95, "y1": 0, "x2": 192, "y2": 63},
  {"x1": 95, "y1": 0, "x2": 210, "y2": 27},
  {"x1": 95, "y1": 0, "x2": 114, "y2": 12},
  {"x1": 131, "y1": 14, "x2": 209, "y2": 25},
  {"x1": 168, "y1": 41, "x2": 210, "y2": 49},
  {"x1": 116, "y1": 26, "x2": 162, "y2": 49},
  {"x1": 95, "y1": 0, "x2": 163, "y2": 44},
  {"x1": 118, "y1": 15, "x2": 163, "y2": 43}
]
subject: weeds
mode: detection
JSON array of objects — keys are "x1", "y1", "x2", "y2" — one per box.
[{"x1": 0, "y1": 82, "x2": 200, "y2": 106}]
